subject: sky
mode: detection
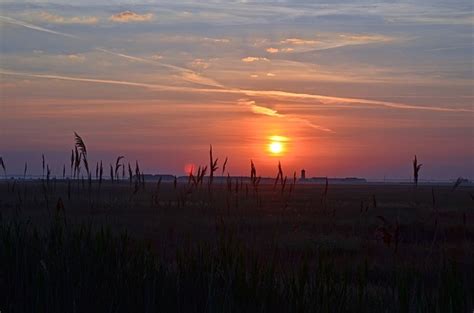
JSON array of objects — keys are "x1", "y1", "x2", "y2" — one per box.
[{"x1": 0, "y1": 0, "x2": 473, "y2": 180}]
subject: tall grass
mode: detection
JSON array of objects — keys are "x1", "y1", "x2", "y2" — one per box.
[{"x1": 0, "y1": 213, "x2": 471, "y2": 313}]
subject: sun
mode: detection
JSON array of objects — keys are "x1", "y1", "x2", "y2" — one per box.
[
  {"x1": 267, "y1": 135, "x2": 288, "y2": 156},
  {"x1": 269, "y1": 141, "x2": 283, "y2": 154}
]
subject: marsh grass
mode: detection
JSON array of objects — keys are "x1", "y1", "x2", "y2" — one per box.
[{"x1": 1, "y1": 210, "x2": 472, "y2": 313}]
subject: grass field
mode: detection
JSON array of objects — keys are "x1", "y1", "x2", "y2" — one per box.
[{"x1": 1, "y1": 179, "x2": 473, "y2": 312}]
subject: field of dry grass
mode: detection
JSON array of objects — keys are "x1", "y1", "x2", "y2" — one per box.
[{"x1": 1, "y1": 179, "x2": 473, "y2": 312}]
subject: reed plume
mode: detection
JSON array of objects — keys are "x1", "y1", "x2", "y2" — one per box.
[
  {"x1": 115, "y1": 156, "x2": 124, "y2": 179},
  {"x1": 74, "y1": 132, "x2": 89, "y2": 177}
]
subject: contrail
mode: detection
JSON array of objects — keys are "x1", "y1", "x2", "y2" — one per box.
[
  {"x1": 0, "y1": 15, "x2": 78, "y2": 38},
  {"x1": 2, "y1": 69, "x2": 471, "y2": 114}
]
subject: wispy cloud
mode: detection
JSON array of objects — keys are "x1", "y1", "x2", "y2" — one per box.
[
  {"x1": 2, "y1": 69, "x2": 471, "y2": 114},
  {"x1": 109, "y1": 11, "x2": 153, "y2": 23},
  {"x1": 95, "y1": 48, "x2": 223, "y2": 88},
  {"x1": 0, "y1": 16, "x2": 225, "y2": 89},
  {"x1": 36, "y1": 12, "x2": 98, "y2": 24},
  {"x1": 239, "y1": 99, "x2": 333, "y2": 132},
  {"x1": 203, "y1": 37, "x2": 230, "y2": 43},
  {"x1": 241, "y1": 57, "x2": 269, "y2": 63},
  {"x1": 275, "y1": 33, "x2": 394, "y2": 53},
  {"x1": 64, "y1": 54, "x2": 85, "y2": 62},
  {"x1": 266, "y1": 47, "x2": 279, "y2": 53},
  {"x1": 280, "y1": 38, "x2": 318, "y2": 45},
  {"x1": 1, "y1": 16, "x2": 471, "y2": 116}
]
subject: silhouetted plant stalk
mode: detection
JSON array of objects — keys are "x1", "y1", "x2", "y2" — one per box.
[
  {"x1": 115, "y1": 156, "x2": 124, "y2": 180},
  {"x1": 74, "y1": 132, "x2": 90, "y2": 184},
  {"x1": 99, "y1": 161, "x2": 103, "y2": 188},
  {"x1": 281, "y1": 176, "x2": 287, "y2": 195},
  {"x1": 200, "y1": 166, "x2": 207, "y2": 187},
  {"x1": 73, "y1": 146, "x2": 80, "y2": 179},
  {"x1": 0, "y1": 156, "x2": 6, "y2": 179},
  {"x1": 413, "y1": 155, "x2": 422, "y2": 187},
  {"x1": 221, "y1": 157, "x2": 228, "y2": 176},
  {"x1": 208, "y1": 145, "x2": 219, "y2": 192},
  {"x1": 128, "y1": 163, "x2": 133, "y2": 186},
  {"x1": 452, "y1": 177, "x2": 464, "y2": 191},
  {"x1": 0, "y1": 156, "x2": 8, "y2": 192},
  {"x1": 42, "y1": 154, "x2": 45, "y2": 179},
  {"x1": 273, "y1": 161, "x2": 283, "y2": 191},
  {"x1": 289, "y1": 171, "x2": 297, "y2": 195},
  {"x1": 23, "y1": 162, "x2": 27, "y2": 180},
  {"x1": 70, "y1": 149, "x2": 74, "y2": 177},
  {"x1": 110, "y1": 164, "x2": 114, "y2": 183},
  {"x1": 321, "y1": 177, "x2": 329, "y2": 209}
]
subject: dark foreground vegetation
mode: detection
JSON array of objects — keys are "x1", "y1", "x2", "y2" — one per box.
[{"x1": 0, "y1": 178, "x2": 473, "y2": 312}]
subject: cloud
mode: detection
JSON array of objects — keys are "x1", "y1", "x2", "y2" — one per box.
[
  {"x1": 37, "y1": 12, "x2": 98, "y2": 24},
  {"x1": 151, "y1": 54, "x2": 163, "y2": 60},
  {"x1": 2, "y1": 69, "x2": 471, "y2": 114},
  {"x1": 241, "y1": 57, "x2": 269, "y2": 63},
  {"x1": 280, "y1": 38, "x2": 319, "y2": 45},
  {"x1": 189, "y1": 59, "x2": 210, "y2": 70},
  {"x1": 239, "y1": 99, "x2": 332, "y2": 132},
  {"x1": 266, "y1": 73, "x2": 276, "y2": 77},
  {"x1": 276, "y1": 33, "x2": 395, "y2": 53},
  {"x1": 109, "y1": 11, "x2": 153, "y2": 23},
  {"x1": 96, "y1": 48, "x2": 223, "y2": 88},
  {"x1": 251, "y1": 104, "x2": 282, "y2": 117},
  {"x1": 203, "y1": 37, "x2": 230, "y2": 43},
  {"x1": 266, "y1": 47, "x2": 279, "y2": 53},
  {"x1": 65, "y1": 54, "x2": 85, "y2": 62}
]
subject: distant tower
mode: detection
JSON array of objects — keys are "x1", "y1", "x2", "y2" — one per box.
[{"x1": 301, "y1": 169, "x2": 306, "y2": 180}]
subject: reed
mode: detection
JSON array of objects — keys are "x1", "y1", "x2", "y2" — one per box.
[
  {"x1": 208, "y1": 145, "x2": 219, "y2": 191},
  {"x1": 413, "y1": 155, "x2": 422, "y2": 186},
  {"x1": 0, "y1": 156, "x2": 6, "y2": 180}
]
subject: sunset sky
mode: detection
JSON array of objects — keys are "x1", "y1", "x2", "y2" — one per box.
[{"x1": 0, "y1": 0, "x2": 473, "y2": 180}]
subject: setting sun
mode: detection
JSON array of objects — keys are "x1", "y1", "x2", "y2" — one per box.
[
  {"x1": 269, "y1": 141, "x2": 283, "y2": 154},
  {"x1": 267, "y1": 135, "x2": 288, "y2": 156}
]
